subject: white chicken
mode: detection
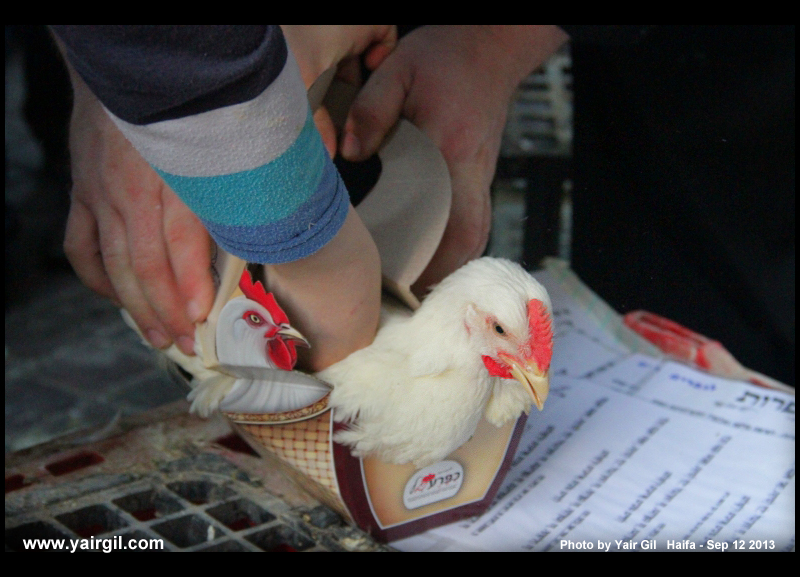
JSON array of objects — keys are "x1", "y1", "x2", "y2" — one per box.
[{"x1": 318, "y1": 257, "x2": 553, "y2": 469}]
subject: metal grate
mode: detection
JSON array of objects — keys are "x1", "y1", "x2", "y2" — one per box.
[
  {"x1": 5, "y1": 405, "x2": 390, "y2": 552},
  {"x1": 7, "y1": 465, "x2": 385, "y2": 551}
]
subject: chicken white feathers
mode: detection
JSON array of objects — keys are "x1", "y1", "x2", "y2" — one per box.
[{"x1": 318, "y1": 257, "x2": 553, "y2": 468}]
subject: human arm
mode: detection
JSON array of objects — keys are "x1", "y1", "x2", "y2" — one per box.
[
  {"x1": 265, "y1": 204, "x2": 380, "y2": 371},
  {"x1": 53, "y1": 26, "x2": 385, "y2": 368}
]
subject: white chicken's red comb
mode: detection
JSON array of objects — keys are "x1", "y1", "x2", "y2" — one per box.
[
  {"x1": 239, "y1": 269, "x2": 290, "y2": 326},
  {"x1": 528, "y1": 299, "x2": 553, "y2": 372}
]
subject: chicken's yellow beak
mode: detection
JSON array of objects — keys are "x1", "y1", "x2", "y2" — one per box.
[
  {"x1": 502, "y1": 355, "x2": 549, "y2": 411},
  {"x1": 277, "y1": 324, "x2": 310, "y2": 348}
]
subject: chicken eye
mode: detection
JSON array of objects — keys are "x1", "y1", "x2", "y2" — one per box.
[
  {"x1": 246, "y1": 313, "x2": 263, "y2": 325},
  {"x1": 494, "y1": 323, "x2": 506, "y2": 335}
]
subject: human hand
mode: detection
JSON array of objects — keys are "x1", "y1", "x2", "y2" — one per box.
[
  {"x1": 59, "y1": 26, "x2": 394, "y2": 360},
  {"x1": 281, "y1": 25, "x2": 397, "y2": 156},
  {"x1": 340, "y1": 25, "x2": 569, "y2": 293},
  {"x1": 63, "y1": 72, "x2": 215, "y2": 355},
  {"x1": 280, "y1": 25, "x2": 396, "y2": 87}
]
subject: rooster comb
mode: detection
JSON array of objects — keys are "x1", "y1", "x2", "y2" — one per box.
[
  {"x1": 239, "y1": 269, "x2": 290, "y2": 326},
  {"x1": 528, "y1": 299, "x2": 554, "y2": 372}
]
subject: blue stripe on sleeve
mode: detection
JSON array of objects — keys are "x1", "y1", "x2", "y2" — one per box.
[
  {"x1": 154, "y1": 108, "x2": 325, "y2": 227},
  {"x1": 200, "y1": 154, "x2": 350, "y2": 263}
]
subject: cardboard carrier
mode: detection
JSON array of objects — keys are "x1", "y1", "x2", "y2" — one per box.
[{"x1": 128, "y1": 76, "x2": 528, "y2": 543}]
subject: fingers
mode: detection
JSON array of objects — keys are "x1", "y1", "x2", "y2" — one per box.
[
  {"x1": 339, "y1": 25, "x2": 397, "y2": 66},
  {"x1": 95, "y1": 195, "x2": 175, "y2": 350},
  {"x1": 281, "y1": 25, "x2": 398, "y2": 89},
  {"x1": 281, "y1": 25, "x2": 400, "y2": 160},
  {"x1": 90, "y1": 182, "x2": 208, "y2": 356},
  {"x1": 63, "y1": 197, "x2": 119, "y2": 305},
  {"x1": 122, "y1": 184, "x2": 199, "y2": 354},
  {"x1": 67, "y1": 101, "x2": 210, "y2": 355},
  {"x1": 362, "y1": 25, "x2": 397, "y2": 70},
  {"x1": 62, "y1": 50, "x2": 216, "y2": 357},
  {"x1": 341, "y1": 61, "x2": 409, "y2": 161},
  {"x1": 161, "y1": 188, "x2": 214, "y2": 326}
]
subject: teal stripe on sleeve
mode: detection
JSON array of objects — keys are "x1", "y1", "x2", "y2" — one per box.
[{"x1": 154, "y1": 108, "x2": 326, "y2": 227}]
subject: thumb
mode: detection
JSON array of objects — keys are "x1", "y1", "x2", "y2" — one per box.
[{"x1": 341, "y1": 65, "x2": 408, "y2": 161}]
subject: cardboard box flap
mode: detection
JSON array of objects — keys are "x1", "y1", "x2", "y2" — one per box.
[
  {"x1": 317, "y1": 73, "x2": 452, "y2": 310},
  {"x1": 197, "y1": 250, "x2": 246, "y2": 369},
  {"x1": 354, "y1": 120, "x2": 451, "y2": 310}
]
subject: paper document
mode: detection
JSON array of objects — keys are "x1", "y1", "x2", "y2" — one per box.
[{"x1": 393, "y1": 268, "x2": 794, "y2": 552}]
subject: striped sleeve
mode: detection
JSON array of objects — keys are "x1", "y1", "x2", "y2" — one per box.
[{"x1": 53, "y1": 25, "x2": 349, "y2": 264}]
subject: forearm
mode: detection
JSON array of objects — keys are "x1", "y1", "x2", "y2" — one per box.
[{"x1": 265, "y1": 205, "x2": 381, "y2": 372}]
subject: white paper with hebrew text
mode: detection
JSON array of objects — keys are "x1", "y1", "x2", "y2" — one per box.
[{"x1": 393, "y1": 271, "x2": 794, "y2": 552}]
